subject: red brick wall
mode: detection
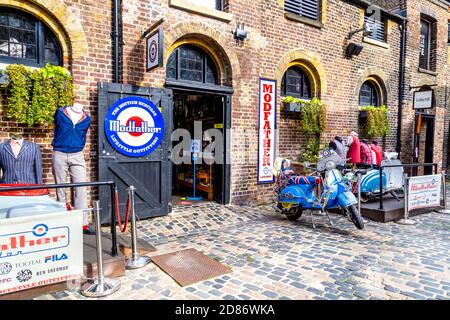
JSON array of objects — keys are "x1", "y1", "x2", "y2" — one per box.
[{"x1": 0, "y1": 0, "x2": 447, "y2": 208}]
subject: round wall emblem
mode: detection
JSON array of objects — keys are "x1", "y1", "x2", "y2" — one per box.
[
  {"x1": 104, "y1": 96, "x2": 165, "y2": 157},
  {"x1": 149, "y1": 40, "x2": 157, "y2": 63}
]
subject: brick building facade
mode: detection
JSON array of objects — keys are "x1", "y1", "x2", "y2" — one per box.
[{"x1": 0, "y1": 0, "x2": 448, "y2": 211}]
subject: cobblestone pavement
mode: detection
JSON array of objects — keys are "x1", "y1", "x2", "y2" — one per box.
[{"x1": 35, "y1": 203, "x2": 450, "y2": 300}]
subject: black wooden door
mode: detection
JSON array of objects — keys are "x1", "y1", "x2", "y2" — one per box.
[
  {"x1": 216, "y1": 95, "x2": 231, "y2": 204},
  {"x1": 97, "y1": 83, "x2": 173, "y2": 223}
]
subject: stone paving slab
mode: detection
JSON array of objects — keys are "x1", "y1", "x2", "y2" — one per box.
[{"x1": 34, "y1": 203, "x2": 450, "y2": 300}]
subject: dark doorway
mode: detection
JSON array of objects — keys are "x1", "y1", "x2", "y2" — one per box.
[
  {"x1": 413, "y1": 113, "x2": 435, "y2": 176},
  {"x1": 423, "y1": 117, "x2": 435, "y2": 175},
  {"x1": 171, "y1": 91, "x2": 229, "y2": 205}
]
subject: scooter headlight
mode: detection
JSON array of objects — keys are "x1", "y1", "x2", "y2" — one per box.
[
  {"x1": 345, "y1": 172, "x2": 354, "y2": 181},
  {"x1": 325, "y1": 161, "x2": 336, "y2": 170}
]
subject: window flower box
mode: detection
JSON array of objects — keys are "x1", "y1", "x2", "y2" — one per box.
[{"x1": 282, "y1": 96, "x2": 306, "y2": 112}]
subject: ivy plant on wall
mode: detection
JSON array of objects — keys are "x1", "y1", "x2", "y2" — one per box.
[
  {"x1": 0, "y1": 64, "x2": 74, "y2": 126},
  {"x1": 360, "y1": 105, "x2": 391, "y2": 137},
  {"x1": 300, "y1": 97, "x2": 327, "y2": 135},
  {"x1": 2, "y1": 64, "x2": 31, "y2": 124}
]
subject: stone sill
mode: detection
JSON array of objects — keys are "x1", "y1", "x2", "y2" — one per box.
[
  {"x1": 169, "y1": 0, "x2": 233, "y2": 23},
  {"x1": 0, "y1": 62, "x2": 38, "y2": 71},
  {"x1": 284, "y1": 13, "x2": 323, "y2": 29},
  {"x1": 363, "y1": 37, "x2": 390, "y2": 49},
  {"x1": 418, "y1": 68, "x2": 438, "y2": 76}
]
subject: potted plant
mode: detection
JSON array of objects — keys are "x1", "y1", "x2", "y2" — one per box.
[{"x1": 282, "y1": 96, "x2": 306, "y2": 112}]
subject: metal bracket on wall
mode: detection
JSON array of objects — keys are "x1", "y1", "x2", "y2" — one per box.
[
  {"x1": 409, "y1": 84, "x2": 437, "y2": 91},
  {"x1": 141, "y1": 17, "x2": 166, "y2": 39}
]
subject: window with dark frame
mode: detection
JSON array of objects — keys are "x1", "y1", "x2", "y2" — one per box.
[
  {"x1": 0, "y1": 8, "x2": 62, "y2": 67},
  {"x1": 359, "y1": 81, "x2": 379, "y2": 107},
  {"x1": 285, "y1": 0, "x2": 320, "y2": 21},
  {"x1": 364, "y1": 12, "x2": 386, "y2": 42},
  {"x1": 166, "y1": 45, "x2": 218, "y2": 85},
  {"x1": 419, "y1": 19, "x2": 431, "y2": 70},
  {"x1": 281, "y1": 66, "x2": 312, "y2": 99}
]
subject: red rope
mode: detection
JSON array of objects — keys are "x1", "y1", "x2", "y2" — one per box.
[{"x1": 115, "y1": 190, "x2": 131, "y2": 233}]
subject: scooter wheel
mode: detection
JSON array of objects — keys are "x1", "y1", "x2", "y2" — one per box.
[
  {"x1": 285, "y1": 207, "x2": 303, "y2": 221},
  {"x1": 348, "y1": 205, "x2": 364, "y2": 230},
  {"x1": 360, "y1": 194, "x2": 369, "y2": 203}
]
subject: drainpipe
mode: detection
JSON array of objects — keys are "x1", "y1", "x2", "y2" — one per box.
[
  {"x1": 396, "y1": 19, "x2": 407, "y2": 154},
  {"x1": 112, "y1": 0, "x2": 121, "y2": 83}
]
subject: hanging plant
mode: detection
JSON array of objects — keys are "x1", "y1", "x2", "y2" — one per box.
[
  {"x1": 360, "y1": 105, "x2": 391, "y2": 137},
  {"x1": 300, "y1": 97, "x2": 327, "y2": 135},
  {"x1": 2, "y1": 64, "x2": 32, "y2": 124},
  {"x1": 1, "y1": 63, "x2": 73, "y2": 126}
]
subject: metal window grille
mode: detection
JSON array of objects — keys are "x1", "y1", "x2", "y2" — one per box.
[
  {"x1": 364, "y1": 14, "x2": 386, "y2": 42},
  {"x1": 285, "y1": 0, "x2": 319, "y2": 21}
]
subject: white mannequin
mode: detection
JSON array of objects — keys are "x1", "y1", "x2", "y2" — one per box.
[{"x1": 67, "y1": 103, "x2": 84, "y2": 125}]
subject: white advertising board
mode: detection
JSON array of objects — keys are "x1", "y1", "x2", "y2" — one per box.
[
  {"x1": 413, "y1": 90, "x2": 433, "y2": 109},
  {"x1": 408, "y1": 174, "x2": 442, "y2": 211},
  {"x1": 0, "y1": 210, "x2": 83, "y2": 295}
]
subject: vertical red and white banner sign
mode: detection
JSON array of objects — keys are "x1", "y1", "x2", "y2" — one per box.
[{"x1": 258, "y1": 78, "x2": 277, "y2": 184}]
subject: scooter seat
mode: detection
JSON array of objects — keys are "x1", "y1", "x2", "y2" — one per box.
[
  {"x1": 288, "y1": 176, "x2": 319, "y2": 185},
  {"x1": 354, "y1": 170, "x2": 368, "y2": 176}
]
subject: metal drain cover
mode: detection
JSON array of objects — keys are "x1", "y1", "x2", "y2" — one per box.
[{"x1": 151, "y1": 248, "x2": 231, "y2": 286}]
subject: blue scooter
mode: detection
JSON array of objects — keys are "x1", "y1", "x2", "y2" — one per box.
[
  {"x1": 353, "y1": 152, "x2": 404, "y2": 202},
  {"x1": 274, "y1": 151, "x2": 365, "y2": 230}
]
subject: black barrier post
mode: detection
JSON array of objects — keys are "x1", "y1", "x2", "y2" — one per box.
[
  {"x1": 110, "y1": 185, "x2": 118, "y2": 256},
  {"x1": 379, "y1": 166, "x2": 384, "y2": 210}
]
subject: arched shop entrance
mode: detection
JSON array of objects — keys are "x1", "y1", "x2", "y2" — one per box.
[{"x1": 165, "y1": 43, "x2": 233, "y2": 205}]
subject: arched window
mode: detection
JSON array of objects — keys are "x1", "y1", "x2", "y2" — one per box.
[
  {"x1": 281, "y1": 66, "x2": 312, "y2": 99},
  {"x1": 0, "y1": 8, "x2": 62, "y2": 67},
  {"x1": 167, "y1": 45, "x2": 218, "y2": 85},
  {"x1": 359, "y1": 81, "x2": 380, "y2": 106}
]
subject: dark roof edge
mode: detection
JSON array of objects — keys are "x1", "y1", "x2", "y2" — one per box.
[{"x1": 343, "y1": 0, "x2": 406, "y2": 23}]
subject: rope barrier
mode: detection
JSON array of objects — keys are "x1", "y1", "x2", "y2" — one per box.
[{"x1": 115, "y1": 190, "x2": 131, "y2": 233}]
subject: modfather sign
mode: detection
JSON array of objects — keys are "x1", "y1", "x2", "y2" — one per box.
[
  {"x1": 0, "y1": 211, "x2": 83, "y2": 295},
  {"x1": 104, "y1": 96, "x2": 165, "y2": 157},
  {"x1": 408, "y1": 174, "x2": 442, "y2": 211},
  {"x1": 258, "y1": 78, "x2": 277, "y2": 184}
]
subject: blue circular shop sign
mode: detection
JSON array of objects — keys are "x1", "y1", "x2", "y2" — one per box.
[{"x1": 104, "y1": 96, "x2": 165, "y2": 157}]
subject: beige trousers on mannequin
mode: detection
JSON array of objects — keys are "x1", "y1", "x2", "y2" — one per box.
[{"x1": 52, "y1": 151, "x2": 88, "y2": 225}]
